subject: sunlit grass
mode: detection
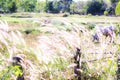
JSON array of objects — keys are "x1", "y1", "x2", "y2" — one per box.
[{"x1": 0, "y1": 14, "x2": 120, "y2": 79}]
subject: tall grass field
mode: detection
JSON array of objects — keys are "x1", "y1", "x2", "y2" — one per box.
[{"x1": 0, "y1": 13, "x2": 120, "y2": 80}]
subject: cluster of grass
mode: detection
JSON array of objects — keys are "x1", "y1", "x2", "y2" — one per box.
[
  {"x1": 0, "y1": 20, "x2": 75, "y2": 79},
  {"x1": 0, "y1": 21, "x2": 39, "y2": 80},
  {"x1": 34, "y1": 21, "x2": 119, "y2": 79},
  {"x1": 0, "y1": 13, "x2": 120, "y2": 80}
]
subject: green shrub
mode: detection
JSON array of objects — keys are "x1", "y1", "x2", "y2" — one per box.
[
  {"x1": 87, "y1": 14, "x2": 92, "y2": 16},
  {"x1": 63, "y1": 13, "x2": 69, "y2": 17},
  {"x1": 86, "y1": 22, "x2": 96, "y2": 30},
  {"x1": 115, "y1": 1, "x2": 120, "y2": 16},
  {"x1": 24, "y1": 29, "x2": 40, "y2": 34},
  {"x1": 104, "y1": 11, "x2": 108, "y2": 16}
]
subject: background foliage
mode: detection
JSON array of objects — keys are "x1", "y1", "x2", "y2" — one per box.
[{"x1": 0, "y1": 0, "x2": 120, "y2": 16}]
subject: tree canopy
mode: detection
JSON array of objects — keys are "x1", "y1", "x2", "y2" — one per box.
[{"x1": 0, "y1": 0, "x2": 120, "y2": 16}]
